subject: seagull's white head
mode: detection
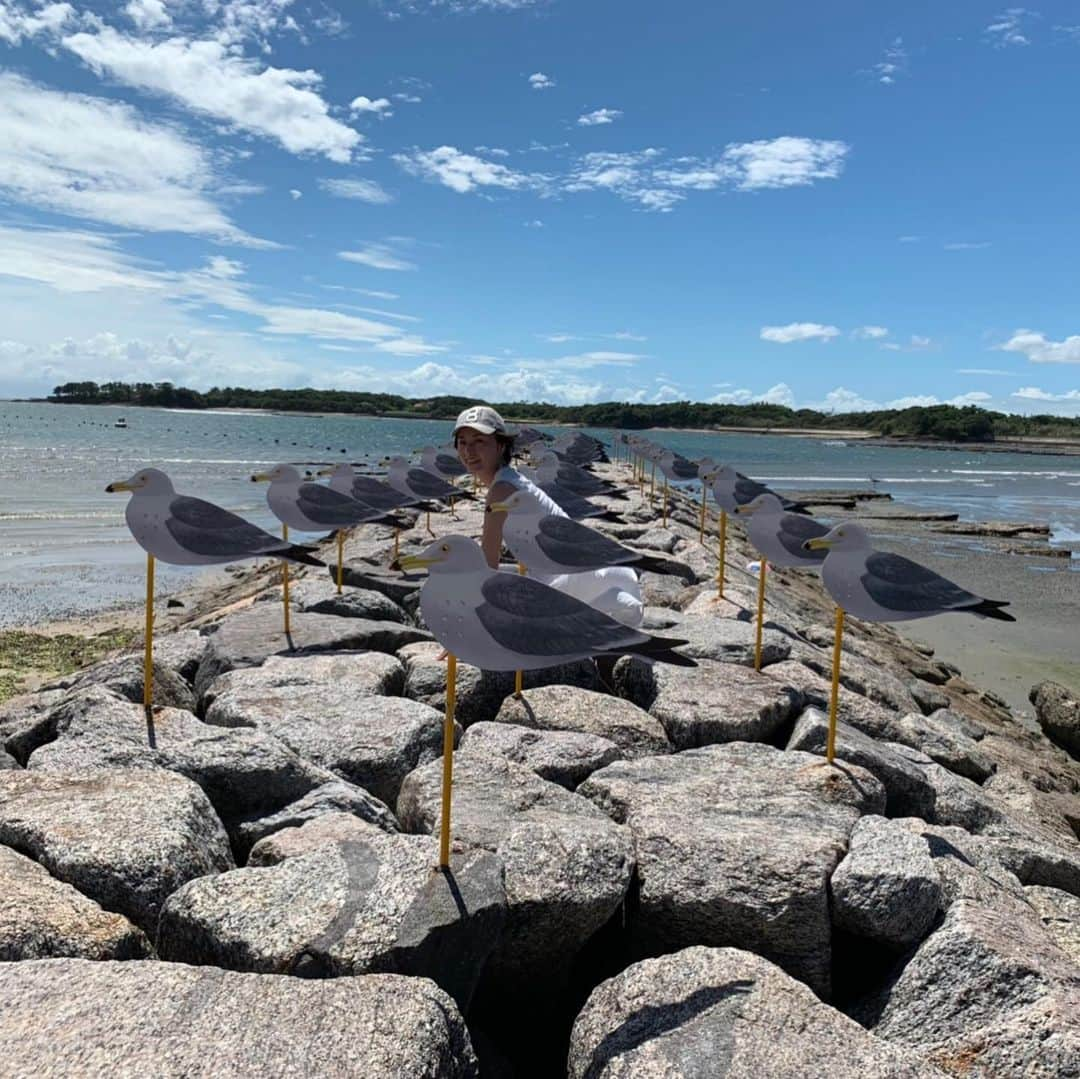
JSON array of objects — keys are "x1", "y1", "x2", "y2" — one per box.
[
  {"x1": 251, "y1": 463, "x2": 302, "y2": 485},
  {"x1": 489, "y1": 488, "x2": 545, "y2": 517},
  {"x1": 736, "y1": 492, "x2": 783, "y2": 517},
  {"x1": 106, "y1": 467, "x2": 174, "y2": 495},
  {"x1": 804, "y1": 522, "x2": 871, "y2": 553},
  {"x1": 398, "y1": 534, "x2": 488, "y2": 575}
]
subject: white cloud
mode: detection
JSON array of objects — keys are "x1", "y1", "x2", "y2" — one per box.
[
  {"x1": 853, "y1": 325, "x2": 889, "y2": 339},
  {"x1": 374, "y1": 335, "x2": 447, "y2": 356},
  {"x1": 319, "y1": 177, "x2": 394, "y2": 204},
  {"x1": 60, "y1": 25, "x2": 362, "y2": 162},
  {"x1": 289, "y1": 188, "x2": 302, "y2": 199},
  {"x1": 392, "y1": 145, "x2": 539, "y2": 194},
  {"x1": 393, "y1": 92, "x2": 422, "y2": 103},
  {"x1": 577, "y1": 108, "x2": 622, "y2": 126},
  {"x1": 898, "y1": 234, "x2": 921, "y2": 243},
  {"x1": 1013, "y1": 386, "x2": 1080, "y2": 401},
  {"x1": 986, "y1": 8, "x2": 1037, "y2": 47},
  {"x1": 944, "y1": 241, "x2": 991, "y2": 251},
  {"x1": 541, "y1": 333, "x2": 579, "y2": 343},
  {"x1": 956, "y1": 367, "x2": 1018, "y2": 376},
  {"x1": 0, "y1": 73, "x2": 268, "y2": 245},
  {"x1": 524, "y1": 219, "x2": 544, "y2": 228},
  {"x1": 871, "y1": 37, "x2": 907, "y2": 84},
  {"x1": 125, "y1": 0, "x2": 170, "y2": 30},
  {"x1": 723, "y1": 136, "x2": 849, "y2": 191},
  {"x1": 610, "y1": 331, "x2": 647, "y2": 341},
  {"x1": 528, "y1": 72, "x2": 554, "y2": 90},
  {"x1": 760, "y1": 322, "x2": 841, "y2": 344},
  {"x1": 883, "y1": 334, "x2": 934, "y2": 351},
  {"x1": 349, "y1": 95, "x2": 393, "y2": 116},
  {"x1": 999, "y1": 329, "x2": 1080, "y2": 364},
  {"x1": 338, "y1": 244, "x2": 417, "y2": 271},
  {"x1": 0, "y1": 0, "x2": 73, "y2": 44},
  {"x1": 708, "y1": 382, "x2": 795, "y2": 406}
]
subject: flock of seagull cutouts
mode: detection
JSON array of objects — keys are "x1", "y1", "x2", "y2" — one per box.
[{"x1": 106, "y1": 426, "x2": 1013, "y2": 868}]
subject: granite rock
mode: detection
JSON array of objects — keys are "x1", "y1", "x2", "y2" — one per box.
[{"x1": 1031, "y1": 680, "x2": 1080, "y2": 759}]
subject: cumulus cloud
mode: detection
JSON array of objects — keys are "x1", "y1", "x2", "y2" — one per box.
[
  {"x1": 577, "y1": 108, "x2": 622, "y2": 126},
  {"x1": 852, "y1": 325, "x2": 889, "y2": 339},
  {"x1": 871, "y1": 37, "x2": 907, "y2": 84},
  {"x1": 349, "y1": 95, "x2": 393, "y2": 116},
  {"x1": 337, "y1": 244, "x2": 417, "y2": 271},
  {"x1": 528, "y1": 72, "x2": 554, "y2": 89},
  {"x1": 708, "y1": 382, "x2": 796, "y2": 406},
  {"x1": 125, "y1": 0, "x2": 170, "y2": 30},
  {"x1": 289, "y1": 188, "x2": 302, "y2": 199},
  {"x1": 58, "y1": 24, "x2": 362, "y2": 162},
  {"x1": 760, "y1": 323, "x2": 841, "y2": 344},
  {"x1": 0, "y1": 0, "x2": 74, "y2": 44},
  {"x1": 999, "y1": 329, "x2": 1080, "y2": 364},
  {"x1": 0, "y1": 73, "x2": 269, "y2": 245},
  {"x1": 319, "y1": 177, "x2": 394, "y2": 204},
  {"x1": 392, "y1": 145, "x2": 540, "y2": 193},
  {"x1": 1013, "y1": 386, "x2": 1080, "y2": 401},
  {"x1": 723, "y1": 136, "x2": 849, "y2": 190}
]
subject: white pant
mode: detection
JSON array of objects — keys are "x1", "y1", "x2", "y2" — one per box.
[{"x1": 498, "y1": 563, "x2": 644, "y2": 628}]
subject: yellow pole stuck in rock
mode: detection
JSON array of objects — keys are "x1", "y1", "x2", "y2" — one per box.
[
  {"x1": 716, "y1": 510, "x2": 727, "y2": 599},
  {"x1": 649, "y1": 461, "x2": 656, "y2": 503},
  {"x1": 143, "y1": 552, "x2": 155, "y2": 712},
  {"x1": 439, "y1": 654, "x2": 458, "y2": 868},
  {"x1": 336, "y1": 532, "x2": 344, "y2": 594},
  {"x1": 393, "y1": 528, "x2": 400, "y2": 562},
  {"x1": 514, "y1": 562, "x2": 526, "y2": 697},
  {"x1": 281, "y1": 524, "x2": 292, "y2": 635},
  {"x1": 661, "y1": 479, "x2": 669, "y2": 528},
  {"x1": 698, "y1": 486, "x2": 707, "y2": 543},
  {"x1": 753, "y1": 557, "x2": 767, "y2": 671},
  {"x1": 827, "y1": 607, "x2": 845, "y2": 764},
  {"x1": 426, "y1": 509, "x2": 434, "y2": 536}
]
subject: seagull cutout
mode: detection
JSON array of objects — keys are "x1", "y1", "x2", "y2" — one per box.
[
  {"x1": 251, "y1": 464, "x2": 403, "y2": 532},
  {"x1": 384, "y1": 455, "x2": 475, "y2": 504},
  {"x1": 805, "y1": 522, "x2": 1015, "y2": 623},
  {"x1": 700, "y1": 463, "x2": 805, "y2": 514},
  {"x1": 399, "y1": 535, "x2": 695, "y2": 670},
  {"x1": 320, "y1": 464, "x2": 420, "y2": 512},
  {"x1": 657, "y1": 450, "x2": 700, "y2": 482},
  {"x1": 530, "y1": 451, "x2": 627, "y2": 500},
  {"x1": 106, "y1": 467, "x2": 323, "y2": 566},
  {"x1": 418, "y1": 445, "x2": 468, "y2": 481},
  {"x1": 735, "y1": 493, "x2": 830, "y2": 568},
  {"x1": 491, "y1": 488, "x2": 686, "y2": 577}
]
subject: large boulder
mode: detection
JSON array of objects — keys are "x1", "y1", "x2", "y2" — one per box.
[
  {"x1": 397, "y1": 749, "x2": 633, "y2": 987},
  {"x1": 891, "y1": 710, "x2": 995, "y2": 783},
  {"x1": 0, "y1": 959, "x2": 479, "y2": 1077},
  {"x1": 492, "y1": 685, "x2": 671, "y2": 759},
  {"x1": 830, "y1": 815, "x2": 942, "y2": 950},
  {"x1": 0, "y1": 768, "x2": 232, "y2": 935},
  {"x1": 615, "y1": 657, "x2": 803, "y2": 750},
  {"x1": 159, "y1": 813, "x2": 505, "y2": 1012},
  {"x1": 794, "y1": 643, "x2": 921, "y2": 716},
  {"x1": 787, "y1": 709, "x2": 937, "y2": 819},
  {"x1": 0, "y1": 845, "x2": 152, "y2": 961},
  {"x1": 44, "y1": 655, "x2": 195, "y2": 713},
  {"x1": 461, "y1": 722, "x2": 622, "y2": 789},
  {"x1": 288, "y1": 578, "x2": 412, "y2": 623},
  {"x1": 1026, "y1": 885, "x2": 1080, "y2": 966},
  {"x1": 399, "y1": 641, "x2": 599, "y2": 727},
  {"x1": 203, "y1": 662, "x2": 443, "y2": 806},
  {"x1": 1031, "y1": 680, "x2": 1080, "y2": 759},
  {"x1": 660, "y1": 615, "x2": 791, "y2": 667},
  {"x1": 0, "y1": 750, "x2": 19, "y2": 770},
  {"x1": 194, "y1": 606, "x2": 431, "y2": 697},
  {"x1": 579, "y1": 742, "x2": 886, "y2": 997},
  {"x1": 872, "y1": 888, "x2": 1080, "y2": 1075},
  {"x1": 0, "y1": 688, "x2": 67, "y2": 764},
  {"x1": 568, "y1": 946, "x2": 936, "y2": 1079}
]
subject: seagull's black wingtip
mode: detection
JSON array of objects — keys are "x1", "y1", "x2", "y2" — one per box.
[{"x1": 967, "y1": 599, "x2": 1016, "y2": 622}]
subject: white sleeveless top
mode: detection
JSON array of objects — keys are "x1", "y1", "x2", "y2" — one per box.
[{"x1": 492, "y1": 465, "x2": 566, "y2": 519}]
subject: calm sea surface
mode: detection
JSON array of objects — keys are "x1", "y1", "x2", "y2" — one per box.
[{"x1": 2, "y1": 400, "x2": 1079, "y2": 628}]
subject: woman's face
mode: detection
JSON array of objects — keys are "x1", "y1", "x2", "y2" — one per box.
[{"x1": 456, "y1": 427, "x2": 501, "y2": 480}]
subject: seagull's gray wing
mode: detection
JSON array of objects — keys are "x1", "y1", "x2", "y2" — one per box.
[
  {"x1": 538, "y1": 482, "x2": 603, "y2": 519},
  {"x1": 405, "y1": 468, "x2": 459, "y2": 500},
  {"x1": 862, "y1": 551, "x2": 982, "y2": 613},
  {"x1": 535, "y1": 516, "x2": 635, "y2": 568},
  {"x1": 776, "y1": 514, "x2": 830, "y2": 562},
  {"x1": 434, "y1": 453, "x2": 467, "y2": 476},
  {"x1": 476, "y1": 574, "x2": 648, "y2": 657},
  {"x1": 167, "y1": 496, "x2": 285, "y2": 557},
  {"x1": 297, "y1": 484, "x2": 380, "y2": 525},
  {"x1": 670, "y1": 457, "x2": 699, "y2": 480},
  {"x1": 733, "y1": 473, "x2": 770, "y2": 505},
  {"x1": 350, "y1": 477, "x2": 416, "y2": 510}
]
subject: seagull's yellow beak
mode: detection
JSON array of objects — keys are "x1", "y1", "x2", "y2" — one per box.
[
  {"x1": 316, "y1": 468, "x2": 333, "y2": 477},
  {"x1": 804, "y1": 537, "x2": 832, "y2": 551},
  {"x1": 105, "y1": 479, "x2": 135, "y2": 493},
  {"x1": 250, "y1": 472, "x2": 273, "y2": 483},
  {"x1": 398, "y1": 553, "x2": 439, "y2": 572},
  {"x1": 734, "y1": 505, "x2": 753, "y2": 516}
]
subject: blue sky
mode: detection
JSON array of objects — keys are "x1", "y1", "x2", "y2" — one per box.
[{"x1": 2, "y1": 0, "x2": 1080, "y2": 413}]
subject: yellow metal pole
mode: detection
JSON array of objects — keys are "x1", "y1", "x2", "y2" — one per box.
[
  {"x1": 143, "y1": 553, "x2": 154, "y2": 712},
  {"x1": 336, "y1": 532, "x2": 344, "y2": 594},
  {"x1": 698, "y1": 485, "x2": 707, "y2": 543},
  {"x1": 439, "y1": 654, "x2": 457, "y2": 868},
  {"x1": 717, "y1": 510, "x2": 727, "y2": 599},
  {"x1": 649, "y1": 461, "x2": 656, "y2": 503},
  {"x1": 393, "y1": 528, "x2": 399, "y2": 561},
  {"x1": 827, "y1": 607, "x2": 845, "y2": 764},
  {"x1": 426, "y1": 509, "x2": 434, "y2": 536},
  {"x1": 754, "y1": 557, "x2": 767, "y2": 671},
  {"x1": 282, "y1": 524, "x2": 291, "y2": 635},
  {"x1": 661, "y1": 479, "x2": 669, "y2": 527}
]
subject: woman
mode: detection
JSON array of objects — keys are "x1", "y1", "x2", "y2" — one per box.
[{"x1": 452, "y1": 405, "x2": 643, "y2": 626}]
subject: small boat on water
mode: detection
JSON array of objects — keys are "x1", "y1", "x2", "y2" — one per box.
[{"x1": 114, "y1": 418, "x2": 128, "y2": 429}]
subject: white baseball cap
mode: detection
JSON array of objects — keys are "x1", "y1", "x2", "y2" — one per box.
[{"x1": 453, "y1": 405, "x2": 510, "y2": 436}]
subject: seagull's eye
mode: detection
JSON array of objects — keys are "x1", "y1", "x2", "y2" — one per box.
[{"x1": 440, "y1": 544, "x2": 450, "y2": 552}]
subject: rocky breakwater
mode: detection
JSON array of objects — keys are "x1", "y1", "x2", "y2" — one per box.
[{"x1": 0, "y1": 462, "x2": 1078, "y2": 1077}]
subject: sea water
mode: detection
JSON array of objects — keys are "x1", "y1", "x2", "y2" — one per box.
[{"x1": 1, "y1": 400, "x2": 1078, "y2": 627}]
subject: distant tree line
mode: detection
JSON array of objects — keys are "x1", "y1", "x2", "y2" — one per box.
[{"x1": 47, "y1": 381, "x2": 1080, "y2": 442}]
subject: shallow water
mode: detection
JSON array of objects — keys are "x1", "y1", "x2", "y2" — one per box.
[{"x1": 1, "y1": 400, "x2": 1078, "y2": 627}]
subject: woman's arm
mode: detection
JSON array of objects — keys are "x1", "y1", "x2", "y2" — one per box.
[{"x1": 481, "y1": 479, "x2": 516, "y2": 568}]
